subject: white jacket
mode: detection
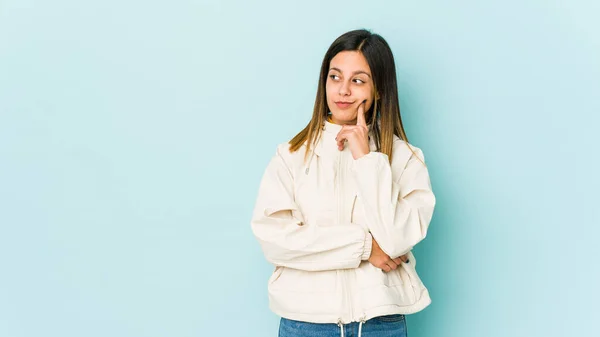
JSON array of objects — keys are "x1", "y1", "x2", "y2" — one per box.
[{"x1": 251, "y1": 121, "x2": 436, "y2": 324}]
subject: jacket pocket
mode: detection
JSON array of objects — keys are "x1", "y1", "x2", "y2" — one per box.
[
  {"x1": 350, "y1": 194, "x2": 358, "y2": 224},
  {"x1": 268, "y1": 266, "x2": 285, "y2": 285},
  {"x1": 270, "y1": 268, "x2": 338, "y2": 293},
  {"x1": 399, "y1": 257, "x2": 425, "y2": 304},
  {"x1": 350, "y1": 193, "x2": 369, "y2": 230},
  {"x1": 401, "y1": 256, "x2": 424, "y2": 288},
  {"x1": 268, "y1": 268, "x2": 340, "y2": 315},
  {"x1": 355, "y1": 261, "x2": 405, "y2": 289}
]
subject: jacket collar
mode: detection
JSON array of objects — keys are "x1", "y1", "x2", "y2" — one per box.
[{"x1": 312, "y1": 120, "x2": 376, "y2": 157}]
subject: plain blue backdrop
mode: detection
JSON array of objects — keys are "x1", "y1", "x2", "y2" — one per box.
[{"x1": 1, "y1": 0, "x2": 599, "y2": 336}]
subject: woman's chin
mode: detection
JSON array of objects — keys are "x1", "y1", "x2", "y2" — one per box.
[{"x1": 331, "y1": 115, "x2": 357, "y2": 124}]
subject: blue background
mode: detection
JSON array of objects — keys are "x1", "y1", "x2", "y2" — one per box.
[{"x1": 1, "y1": 0, "x2": 598, "y2": 336}]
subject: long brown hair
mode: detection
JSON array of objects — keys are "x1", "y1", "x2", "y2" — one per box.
[{"x1": 289, "y1": 29, "x2": 421, "y2": 165}]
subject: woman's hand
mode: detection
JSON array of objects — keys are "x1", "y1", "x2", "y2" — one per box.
[
  {"x1": 369, "y1": 238, "x2": 410, "y2": 272},
  {"x1": 335, "y1": 100, "x2": 371, "y2": 160}
]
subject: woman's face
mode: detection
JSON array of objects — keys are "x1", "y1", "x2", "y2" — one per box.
[{"x1": 326, "y1": 51, "x2": 376, "y2": 125}]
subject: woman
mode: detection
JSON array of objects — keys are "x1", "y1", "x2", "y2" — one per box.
[{"x1": 251, "y1": 29, "x2": 436, "y2": 337}]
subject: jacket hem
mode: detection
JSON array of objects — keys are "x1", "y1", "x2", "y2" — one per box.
[{"x1": 270, "y1": 288, "x2": 431, "y2": 324}]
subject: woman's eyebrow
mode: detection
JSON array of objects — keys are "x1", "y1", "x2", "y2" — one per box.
[{"x1": 329, "y1": 67, "x2": 371, "y2": 78}]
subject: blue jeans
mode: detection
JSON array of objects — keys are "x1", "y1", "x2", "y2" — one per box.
[{"x1": 278, "y1": 315, "x2": 407, "y2": 337}]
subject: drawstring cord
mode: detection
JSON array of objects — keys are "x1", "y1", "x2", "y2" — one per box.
[
  {"x1": 358, "y1": 316, "x2": 366, "y2": 337},
  {"x1": 337, "y1": 316, "x2": 367, "y2": 337},
  {"x1": 305, "y1": 121, "x2": 326, "y2": 175},
  {"x1": 305, "y1": 148, "x2": 316, "y2": 175}
]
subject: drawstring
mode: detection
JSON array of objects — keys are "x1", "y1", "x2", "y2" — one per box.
[
  {"x1": 338, "y1": 317, "x2": 366, "y2": 337},
  {"x1": 305, "y1": 122, "x2": 327, "y2": 175},
  {"x1": 305, "y1": 148, "x2": 316, "y2": 175},
  {"x1": 358, "y1": 316, "x2": 366, "y2": 337}
]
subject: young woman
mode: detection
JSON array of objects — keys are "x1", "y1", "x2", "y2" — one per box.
[{"x1": 251, "y1": 29, "x2": 436, "y2": 337}]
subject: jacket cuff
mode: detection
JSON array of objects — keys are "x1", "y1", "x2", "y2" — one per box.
[{"x1": 361, "y1": 232, "x2": 373, "y2": 260}]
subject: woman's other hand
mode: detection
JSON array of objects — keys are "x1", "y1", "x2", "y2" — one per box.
[{"x1": 368, "y1": 238, "x2": 409, "y2": 272}]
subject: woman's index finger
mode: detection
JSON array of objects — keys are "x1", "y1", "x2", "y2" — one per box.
[{"x1": 356, "y1": 100, "x2": 367, "y2": 126}]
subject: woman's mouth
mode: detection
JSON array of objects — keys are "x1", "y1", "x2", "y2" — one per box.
[{"x1": 335, "y1": 101, "x2": 354, "y2": 109}]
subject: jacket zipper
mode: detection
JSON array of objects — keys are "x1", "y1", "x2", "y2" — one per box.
[{"x1": 337, "y1": 149, "x2": 355, "y2": 323}]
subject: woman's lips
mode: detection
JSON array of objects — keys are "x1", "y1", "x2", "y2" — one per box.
[{"x1": 335, "y1": 101, "x2": 354, "y2": 109}]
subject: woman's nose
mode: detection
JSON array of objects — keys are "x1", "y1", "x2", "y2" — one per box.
[{"x1": 339, "y1": 81, "x2": 350, "y2": 96}]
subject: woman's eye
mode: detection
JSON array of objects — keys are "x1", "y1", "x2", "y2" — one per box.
[{"x1": 328, "y1": 75, "x2": 365, "y2": 84}]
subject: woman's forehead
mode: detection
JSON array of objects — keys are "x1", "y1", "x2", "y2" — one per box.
[{"x1": 329, "y1": 51, "x2": 371, "y2": 75}]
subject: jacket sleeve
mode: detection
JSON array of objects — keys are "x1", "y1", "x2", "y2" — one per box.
[
  {"x1": 351, "y1": 144, "x2": 436, "y2": 259},
  {"x1": 250, "y1": 145, "x2": 373, "y2": 272}
]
